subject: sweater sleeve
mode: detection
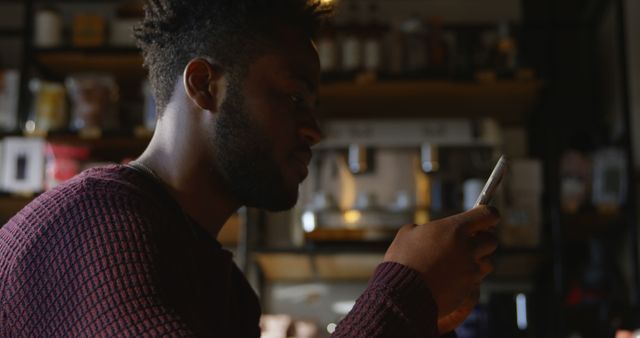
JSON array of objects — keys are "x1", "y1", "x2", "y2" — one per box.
[{"x1": 331, "y1": 262, "x2": 439, "y2": 338}]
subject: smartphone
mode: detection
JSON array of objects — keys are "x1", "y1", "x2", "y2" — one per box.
[{"x1": 474, "y1": 155, "x2": 508, "y2": 207}]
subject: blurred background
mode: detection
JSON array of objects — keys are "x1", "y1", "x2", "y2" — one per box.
[{"x1": 0, "y1": 0, "x2": 639, "y2": 337}]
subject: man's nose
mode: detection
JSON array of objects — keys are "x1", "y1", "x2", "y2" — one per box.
[{"x1": 298, "y1": 119, "x2": 323, "y2": 147}]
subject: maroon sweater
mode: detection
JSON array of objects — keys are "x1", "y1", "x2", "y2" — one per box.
[{"x1": 0, "y1": 165, "x2": 438, "y2": 337}]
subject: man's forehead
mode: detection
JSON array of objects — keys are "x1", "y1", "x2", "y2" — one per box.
[
  {"x1": 250, "y1": 50, "x2": 319, "y2": 88},
  {"x1": 251, "y1": 36, "x2": 320, "y2": 87},
  {"x1": 272, "y1": 26, "x2": 320, "y2": 73}
]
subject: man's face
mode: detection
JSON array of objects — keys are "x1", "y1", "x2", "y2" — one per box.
[{"x1": 212, "y1": 28, "x2": 321, "y2": 212}]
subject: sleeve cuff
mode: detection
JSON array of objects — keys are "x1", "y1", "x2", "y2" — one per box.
[{"x1": 369, "y1": 262, "x2": 439, "y2": 335}]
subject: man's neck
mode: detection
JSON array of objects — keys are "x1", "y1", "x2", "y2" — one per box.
[{"x1": 136, "y1": 126, "x2": 241, "y2": 238}]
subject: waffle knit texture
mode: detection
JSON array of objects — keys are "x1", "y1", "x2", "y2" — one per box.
[{"x1": 0, "y1": 165, "x2": 438, "y2": 337}]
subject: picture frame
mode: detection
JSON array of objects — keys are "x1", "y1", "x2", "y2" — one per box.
[{"x1": 1, "y1": 137, "x2": 45, "y2": 193}]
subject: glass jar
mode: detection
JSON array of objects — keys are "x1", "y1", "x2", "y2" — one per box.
[{"x1": 66, "y1": 74, "x2": 119, "y2": 135}]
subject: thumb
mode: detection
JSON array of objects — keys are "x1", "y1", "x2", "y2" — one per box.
[{"x1": 456, "y1": 206, "x2": 500, "y2": 235}]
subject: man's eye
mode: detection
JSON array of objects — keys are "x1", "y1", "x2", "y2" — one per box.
[{"x1": 290, "y1": 94, "x2": 304, "y2": 105}]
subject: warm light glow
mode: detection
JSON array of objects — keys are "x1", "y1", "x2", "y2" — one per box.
[
  {"x1": 320, "y1": 0, "x2": 335, "y2": 5},
  {"x1": 415, "y1": 154, "x2": 431, "y2": 208},
  {"x1": 414, "y1": 209, "x2": 429, "y2": 225},
  {"x1": 414, "y1": 154, "x2": 431, "y2": 224},
  {"x1": 343, "y1": 210, "x2": 361, "y2": 224},
  {"x1": 337, "y1": 153, "x2": 356, "y2": 210}
]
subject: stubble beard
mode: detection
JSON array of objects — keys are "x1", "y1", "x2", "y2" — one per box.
[{"x1": 213, "y1": 80, "x2": 299, "y2": 212}]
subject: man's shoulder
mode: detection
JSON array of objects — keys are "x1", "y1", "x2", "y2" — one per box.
[
  {"x1": 13, "y1": 164, "x2": 154, "y2": 221},
  {"x1": 73, "y1": 164, "x2": 157, "y2": 197},
  {"x1": 0, "y1": 166, "x2": 190, "y2": 336},
  {"x1": 0, "y1": 164, "x2": 168, "y2": 262}
]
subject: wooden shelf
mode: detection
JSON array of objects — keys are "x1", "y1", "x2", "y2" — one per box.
[
  {"x1": 318, "y1": 80, "x2": 543, "y2": 125},
  {"x1": 10, "y1": 132, "x2": 151, "y2": 162},
  {"x1": 491, "y1": 252, "x2": 546, "y2": 279},
  {"x1": 0, "y1": 28, "x2": 23, "y2": 37},
  {"x1": 32, "y1": 0, "x2": 126, "y2": 2},
  {"x1": 254, "y1": 241, "x2": 391, "y2": 255},
  {"x1": 253, "y1": 245, "x2": 545, "y2": 282},
  {"x1": 44, "y1": 133, "x2": 150, "y2": 148},
  {"x1": 255, "y1": 253, "x2": 314, "y2": 281},
  {"x1": 254, "y1": 252, "x2": 383, "y2": 282},
  {"x1": 304, "y1": 228, "x2": 397, "y2": 242},
  {"x1": 34, "y1": 47, "x2": 140, "y2": 54},
  {"x1": 34, "y1": 48, "x2": 144, "y2": 80}
]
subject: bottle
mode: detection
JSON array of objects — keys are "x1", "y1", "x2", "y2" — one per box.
[
  {"x1": 362, "y1": 0, "x2": 384, "y2": 73},
  {"x1": 495, "y1": 21, "x2": 518, "y2": 76},
  {"x1": 0, "y1": 70, "x2": 20, "y2": 131},
  {"x1": 111, "y1": 2, "x2": 144, "y2": 47},
  {"x1": 560, "y1": 149, "x2": 592, "y2": 214},
  {"x1": 400, "y1": 16, "x2": 428, "y2": 74},
  {"x1": 384, "y1": 19, "x2": 405, "y2": 76},
  {"x1": 591, "y1": 147, "x2": 627, "y2": 214},
  {"x1": 34, "y1": 8, "x2": 63, "y2": 48},
  {"x1": 340, "y1": 0, "x2": 363, "y2": 73},
  {"x1": 28, "y1": 79, "x2": 67, "y2": 134},
  {"x1": 317, "y1": 21, "x2": 339, "y2": 74},
  {"x1": 474, "y1": 28, "x2": 498, "y2": 78},
  {"x1": 441, "y1": 29, "x2": 461, "y2": 78},
  {"x1": 427, "y1": 17, "x2": 447, "y2": 69}
]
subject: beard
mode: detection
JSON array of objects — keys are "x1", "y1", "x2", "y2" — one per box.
[{"x1": 212, "y1": 79, "x2": 299, "y2": 212}]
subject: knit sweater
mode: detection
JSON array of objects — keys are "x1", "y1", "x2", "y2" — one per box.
[{"x1": 0, "y1": 165, "x2": 438, "y2": 337}]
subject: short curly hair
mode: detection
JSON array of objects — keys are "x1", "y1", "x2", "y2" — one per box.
[{"x1": 134, "y1": 0, "x2": 331, "y2": 116}]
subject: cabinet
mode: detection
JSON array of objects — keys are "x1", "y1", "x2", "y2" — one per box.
[
  {"x1": 522, "y1": 0, "x2": 640, "y2": 335},
  {"x1": 2, "y1": 0, "x2": 147, "y2": 135},
  {"x1": 0, "y1": 1, "x2": 150, "y2": 217}
]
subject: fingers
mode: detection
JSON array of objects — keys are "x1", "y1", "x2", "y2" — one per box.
[
  {"x1": 437, "y1": 288, "x2": 480, "y2": 334},
  {"x1": 472, "y1": 231, "x2": 499, "y2": 260},
  {"x1": 466, "y1": 288, "x2": 481, "y2": 305},
  {"x1": 467, "y1": 216, "x2": 497, "y2": 282},
  {"x1": 456, "y1": 206, "x2": 500, "y2": 235},
  {"x1": 477, "y1": 256, "x2": 494, "y2": 280}
]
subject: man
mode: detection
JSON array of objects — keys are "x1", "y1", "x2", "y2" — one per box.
[{"x1": 0, "y1": 0, "x2": 499, "y2": 336}]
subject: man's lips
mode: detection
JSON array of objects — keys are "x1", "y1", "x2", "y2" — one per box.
[
  {"x1": 291, "y1": 149, "x2": 312, "y2": 179},
  {"x1": 292, "y1": 149, "x2": 312, "y2": 167}
]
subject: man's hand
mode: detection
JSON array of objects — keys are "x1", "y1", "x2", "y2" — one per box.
[
  {"x1": 436, "y1": 288, "x2": 479, "y2": 334},
  {"x1": 383, "y1": 206, "x2": 499, "y2": 330}
]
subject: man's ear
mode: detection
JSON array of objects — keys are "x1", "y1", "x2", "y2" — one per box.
[{"x1": 183, "y1": 58, "x2": 225, "y2": 112}]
